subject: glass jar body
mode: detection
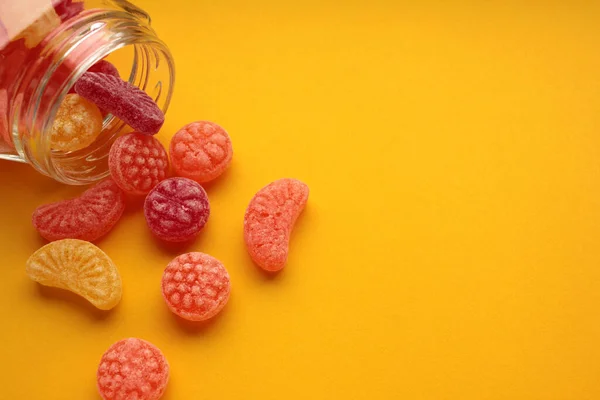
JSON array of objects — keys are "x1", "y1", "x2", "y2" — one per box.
[{"x1": 0, "y1": 0, "x2": 175, "y2": 184}]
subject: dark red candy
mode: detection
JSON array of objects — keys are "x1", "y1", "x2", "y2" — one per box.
[
  {"x1": 69, "y1": 60, "x2": 120, "y2": 94},
  {"x1": 75, "y1": 72, "x2": 164, "y2": 135},
  {"x1": 53, "y1": 0, "x2": 85, "y2": 22}
]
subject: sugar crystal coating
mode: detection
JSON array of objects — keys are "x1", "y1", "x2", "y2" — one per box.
[
  {"x1": 169, "y1": 121, "x2": 233, "y2": 183},
  {"x1": 32, "y1": 179, "x2": 126, "y2": 242},
  {"x1": 50, "y1": 94, "x2": 103, "y2": 152},
  {"x1": 26, "y1": 239, "x2": 122, "y2": 310},
  {"x1": 69, "y1": 60, "x2": 120, "y2": 94},
  {"x1": 244, "y1": 178, "x2": 309, "y2": 271},
  {"x1": 97, "y1": 338, "x2": 169, "y2": 400},
  {"x1": 109, "y1": 132, "x2": 169, "y2": 195},
  {"x1": 144, "y1": 177, "x2": 210, "y2": 242},
  {"x1": 161, "y1": 252, "x2": 230, "y2": 321},
  {"x1": 75, "y1": 72, "x2": 164, "y2": 134}
]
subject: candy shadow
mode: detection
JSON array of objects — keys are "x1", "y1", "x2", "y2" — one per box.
[
  {"x1": 35, "y1": 284, "x2": 117, "y2": 321},
  {"x1": 148, "y1": 229, "x2": 209, "y2": 256},
  {"x1": 200, "y1": 166, "x2": 233, "y2": 193},
  {"x1": 165, "y1": 304, "x2": 228, "y2": 336}
]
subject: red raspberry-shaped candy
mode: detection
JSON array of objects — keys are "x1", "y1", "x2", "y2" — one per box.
[
  {"x1": 97, "y1": 338, "x2": 169, "y2": 400},
  {"x1": 144, "y1": 177, "x2": 210, "y2": 242},
  {"x1": 161, "y1": 252, "x2": 231, "y2": 321}
]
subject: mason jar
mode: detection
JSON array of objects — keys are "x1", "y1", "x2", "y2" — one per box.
[{"x1": 0, "y1": 0, "x2": 175, "y2": 184}]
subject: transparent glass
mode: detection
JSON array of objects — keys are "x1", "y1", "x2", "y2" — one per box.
[{"x1": 0, "y1": 0, "x2": 175, "y2": 184}]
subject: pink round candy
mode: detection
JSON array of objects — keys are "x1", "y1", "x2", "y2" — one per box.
[
  {"x1": 97, "y1": 338, "x2": 169, "y2": 400},
  {"x1": 144, "y1": 177, "x2": 210, "y2": 242},
  {"x1": 161, "y1": 252, "x2": 230, "y2": 321},
  {"x1": 169, "y1": 121, "x2": 233, "y2": 183},
  {"x1": 109, "y1": 132, "x2": 169, "y2": 195}
]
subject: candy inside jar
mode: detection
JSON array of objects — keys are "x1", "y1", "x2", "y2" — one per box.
[{"x1": 0, "y1": 0, "x2": 174, "y2": 185}]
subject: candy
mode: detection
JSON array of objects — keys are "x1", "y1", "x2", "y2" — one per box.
[
  {"x1": 32, "y1": 179, "x2": 126, "y2": 242},
  {"x1": 109, "y1": 132, "x2": 169, "y2": 195},
  {"x1": 54, "y1": 0, "x2": 85, "y2": 22},
  {"x1": 75, "y1": 72, "x2": 164, "y2": 134},
  {"x1": 26, "y1": 239, "x2": 122, "y2": 310},
  {"x1": 161, "y1": 252, "x2": 230, "y2": 321},
  {"x1": 244, "y1": 178, "x2": 309, "y2": 271},
  {"x1": 169, "y1": 121, "x2": 233, "y2": 183},
  {"x1": 50, "y1": 94, "x2": 103, "y2": 152},
  {"x1": 97, "y1": 338, "x2": 169, "y2": 400},
  {"x1": 144, "y1": 177, "x2": 210, "y2": 242},
  {"x1": 69, "y1": 60, "x2": 120, "y2": 94},
  {"x1": 0, "y1": 88, "x2": 11, "y2": 148},
  {"x1": 15, "y1": 8, "x2": 61, "y2": 48},
  {"x1": 0, "y1": 39, "x2": 28, "y2": 87}
]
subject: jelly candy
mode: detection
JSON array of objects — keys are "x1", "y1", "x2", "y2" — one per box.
[
  {"x1": 75, "y1": 72, "x2": 164, "y2": 134},
  {"x1": 97, "y1": 338, "x2": 169, "y2": 400},
  {"x1": 26, "y1": 239, "x2": 122, "y2": 310},
  {"x1": 109, "y1": 132, "x2": 169, "y2": 195},
  {"x1": 161, "y1": 252, "x2": 230, "y2": 321},
  {"x1": 244, "y1": 178, "x2": 309, "y2": 271},
  {"x1": 69, "y1": 60, "x2": 120, "y2": 94},
  {"x1": 15, "y1": 8, "x2": 61, "y2": 48},
  {"x1": 144, "y1": 177, "x2": 210, "y2": 242},
  {"x1": 50, "y1": 94, "x2": 103, "y2": 152},
  {"x1": 169, "y1": 121, "x2": 233, "y2": 183},
  {"x1": 32, "y1": 179, "x2": 126, "y2": 242}
]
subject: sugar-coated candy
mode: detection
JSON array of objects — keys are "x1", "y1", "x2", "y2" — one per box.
[
  {"x1": 50, "y1": 94, "x2": 103, "y2": 152},
  {"x1": 109, "y1": 132, "x2": 169, "y2": 195},
  {"x1": 244, "y1": 178, "x2": 309, "y2": 271},
  {"x1": 97, "y1": 338, "x2": 169, "y2": 400},
  {"x1": 144, "y1": 177, "x2": 210, "y2": 242},
  {"x1": 26, "y1": 239, "x2": 122, "y2": 310},
  {"x1": 169, "y1": 121, "x2": 233, "y2": 183},
  {"x1": 32, "y1": 179, "x2": 126, "y2": 242},
  {"x1": 15, "y1": 8, "x2": 61, "y2": 48},
  {"x1": 75, "y1": 72, "x2": 164, "y2": 134},
  {"x1": 69, "y1": 60, "x2": 120, "y2": 94},
  {"x1": 161, "y1": 252, "x2": 230, "y2": 321}
]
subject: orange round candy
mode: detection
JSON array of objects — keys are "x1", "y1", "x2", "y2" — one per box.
[
  {"x1": 169, "y1": 121, "x2": 233, "y2": 183},
  {"x1": 50, "y1": 94, "x2": 103, "y2": 152}
]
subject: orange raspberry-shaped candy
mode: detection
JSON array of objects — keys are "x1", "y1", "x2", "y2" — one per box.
[{"x1": 50, "y1": 94, "x2": 103, "y2": 152}]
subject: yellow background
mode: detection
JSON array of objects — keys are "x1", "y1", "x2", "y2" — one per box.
[{"x1": 2, "y1": 0, "x2": 600, "y2": 398}]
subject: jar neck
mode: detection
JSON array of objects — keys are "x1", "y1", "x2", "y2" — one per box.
[{"x1": 8, "y1": 9, "x2": 174, "y2": 184}]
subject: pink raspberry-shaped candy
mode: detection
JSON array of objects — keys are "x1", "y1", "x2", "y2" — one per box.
[
  {"x1": 161, "y1": 252, "x2": 231, "y2": 321},
  {"x1": 144, "y1": 177, "x2": 210, "y2": 242},
  {"x1": 169, "y1": 121, "x2": 233, "y2": 183},
  {"x1": 109, "y1": 132, "x2": 169, "y2": 195},
  {"x1": 97, "y1": 338, "x2": 169, "y2": 400}
]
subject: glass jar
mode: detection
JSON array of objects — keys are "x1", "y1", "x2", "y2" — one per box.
[{"x1": 0, "y1": 0, "x2": 175, "y2": 184}]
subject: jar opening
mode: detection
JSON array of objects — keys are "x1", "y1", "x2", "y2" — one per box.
[{"x1": 11, "y1": 9, "x2": 174, "y2": 185}]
